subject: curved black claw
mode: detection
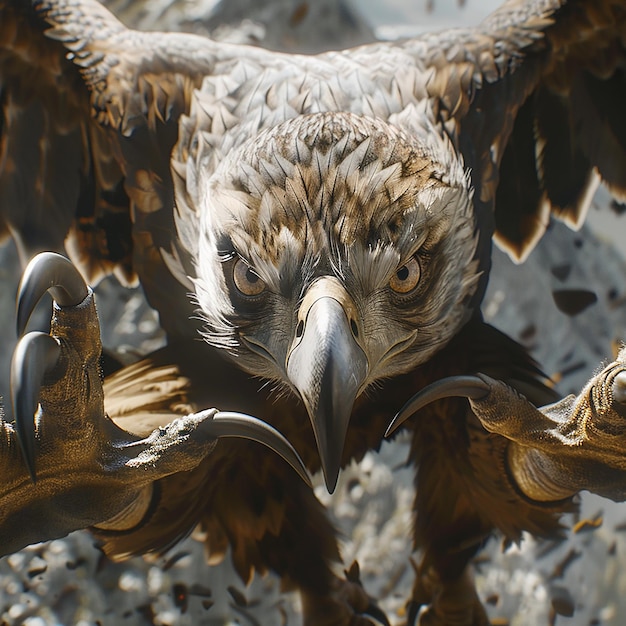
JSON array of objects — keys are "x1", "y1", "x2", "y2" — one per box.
[
  {"x1": 17, "y1": 252, "x2": 89, "y2": 336},
  {"x1": 613, "y1": 371, "x2": 626, "y2": 413},
  {"x1": 343, "y1": 561, "x2": 391, "y2": 626},
  {"x1": 364, "y1": 601, "x2": 391, "y2": 626},
  {"x1": 385, "y1": 375, "x2": 490, "y2": 437},
  {"x1": 10, "y1": 331, "x2": 61, "y2": 482},
  {"x1": 406, "y1": 600, "x2": 421, "y2": 626},
  {"x1": 205, "y1": 410, "x2": 312, "y2": 487}
]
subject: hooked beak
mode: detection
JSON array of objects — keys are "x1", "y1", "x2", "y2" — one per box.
[{"x1": 286, "y1": 278, "x2": 368, "y2": 493}]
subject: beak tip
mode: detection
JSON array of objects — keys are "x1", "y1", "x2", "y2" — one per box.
[
  {"x1": 325, "y1": 477, "x2": 339, "y2": 495},
  {"x1": 321, "y1": 462, "x2": 341, "y2": 494}
]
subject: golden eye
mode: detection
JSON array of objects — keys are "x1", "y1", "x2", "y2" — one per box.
[
  {"x1": 389, "y1": 257, "x2": 420, "y2": 294},
  {"x1": 233, "y1": 258, "x2": 266, "y2": 296}
]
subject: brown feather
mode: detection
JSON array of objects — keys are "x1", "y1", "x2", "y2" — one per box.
[{"x1": 0, "y1": 2, "x2": 135, "y2": 284}]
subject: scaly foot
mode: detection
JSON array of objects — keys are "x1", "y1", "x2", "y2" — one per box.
[
  {"x1": 301, "y1": 562, "x2": 390, "y2": 626},
  {"x1": 387, "y1": 346, "x2": 626, "y2": 502},
  {"x1": 0, "y1": 252, "x2": 310, "y2": 556}
]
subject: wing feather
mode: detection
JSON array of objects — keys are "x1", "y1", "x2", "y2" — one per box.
[
  {"x1": 0, "y1": 1, "x2": 133, "y2": 283},
  {"x1": 0, "y1": 0, "x2": 251, "y2": 330},
  {"x1": 351, "y1": 1, "x2": 625, "y2": 262},
  {"x1": 443, "y1": 0, "x2": 626, "y2": 261},
  {"x1": 2, "y1": 0, "x2": 625, "y2": 319}
]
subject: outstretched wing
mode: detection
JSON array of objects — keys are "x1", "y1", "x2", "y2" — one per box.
[
  {"x1": 397, "y1": 0, "x2": 626, "y2": 262},
  {"x1": 1, "y1": 0, "x2": 134, "y2": 284},
  {"x1": 4, "y1": 0, "x2": 624, "y2": 329},
  {"x1": 0, "y1": 0, "x2": 267, "y2": 335}
]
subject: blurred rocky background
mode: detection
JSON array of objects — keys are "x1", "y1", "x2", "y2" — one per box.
[{"x1": 1, "y1": 1, "x2": 626, "y2": 624}]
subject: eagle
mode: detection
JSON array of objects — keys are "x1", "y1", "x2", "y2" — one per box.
[{"x1": 1, "y1": 0, "x2": 626, "y2": 623}]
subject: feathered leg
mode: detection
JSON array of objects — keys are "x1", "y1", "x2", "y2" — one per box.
[
  {"x1": 397, "y1": 320, "x2": 574, "y2": 625},
  {"x1": 407, "y1": 398, "x2": 492, "y2": 626}
]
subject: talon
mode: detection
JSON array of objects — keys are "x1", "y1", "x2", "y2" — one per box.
[
  {"x1": 345, "y1": 560, "x2": 361, "y2": 584},
  {"x1": 363, "y1": 601, "x2": 391, "y2": 626},
  {"x1": 406, "y1": 600, "x2": 421, "y2": 626},
  {"x1": 613, "y1": 371, "x2": 626, "y2": 409},
  {"x1": 341, "y1": 561, "x2": 390, "y2": 626},
  {"x1": 386, "y1": 375, "x2": 491, "y2": 436},
  {"x1": 17, "y1": 252, "x2": 89, "y2": 336},
  {"x1": 206, "y1": 410, "x2": 312, "y2": 487},
  {"x1": 10, "y1": 331, "x2": 61, "y2": 482}
]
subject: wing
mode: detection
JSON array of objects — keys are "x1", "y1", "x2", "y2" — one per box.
[
  {"x1": 393, "y1": 0, "x2": 626, "y2": 262},
  {"x1": 162, "y1": 0, "x2": 626, "y2": 284},
  {"x1": 4, "y1": 0, "x2": 623, "y2": 327},
  {"x1": 0, "y1": 0, "x2": 274, "y2": 336},
  {"x1": 0, "y1": 0, "x2": 134, "y2": 284}
]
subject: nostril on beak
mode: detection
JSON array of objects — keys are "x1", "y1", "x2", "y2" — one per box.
[
  {"x1": 350, "y1": 318, "x2": 359, "y2": 339},
  {"x1": 612, "y1": 371, "x2": 626, "y2": 412}
]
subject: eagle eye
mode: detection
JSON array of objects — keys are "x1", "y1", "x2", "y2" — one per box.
[
  {"x1": 389, "y1": 257, "x2": 420, "y2": 294},
  {"x1": 233, "y1": 258, "x2": 266, "y2": 296}
]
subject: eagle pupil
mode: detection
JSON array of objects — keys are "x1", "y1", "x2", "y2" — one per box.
[
  {"x1": 396, "y1": 266, "x2": 409, "y2": 281},
  {"x1": 246, "y1": 268, "x2": 258, "y2": 284}
]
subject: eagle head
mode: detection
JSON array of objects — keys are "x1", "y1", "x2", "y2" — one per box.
[{"x1": 188, "y1": 111, "x2": 481, "y2": 492}]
